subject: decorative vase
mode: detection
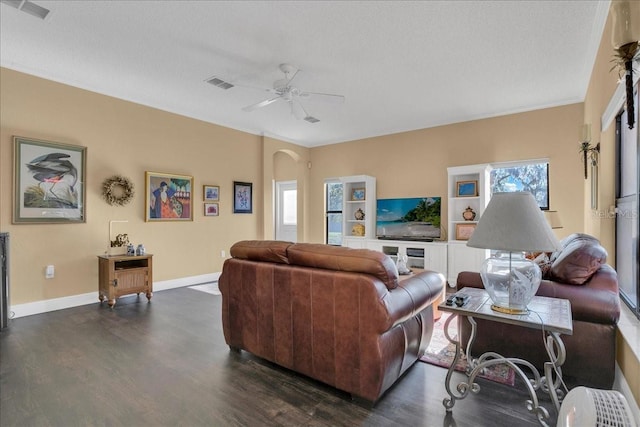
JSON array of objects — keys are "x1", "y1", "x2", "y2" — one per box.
[
  {"x1": 354, "y1": 208, "x2": 365, "y2": 220},
  {"x1": 462, "y1": 206, "x2": 476, "y2": 221}
]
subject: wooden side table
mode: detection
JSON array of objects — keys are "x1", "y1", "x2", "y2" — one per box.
[
  {"x1": 97, "y1": 254, "x2": 153, "y2": 308},
  {"x1": 440, "y1": 287, "x2": 573, "y2": 427}
]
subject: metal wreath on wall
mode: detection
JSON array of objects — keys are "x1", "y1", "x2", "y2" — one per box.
[{"x1": 102, "y1": 175, "x2": 135, "y2": 206}]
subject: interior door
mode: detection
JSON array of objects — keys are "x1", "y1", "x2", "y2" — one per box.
[{"x1": 275, "y1": 180, "x2": 297, "y2": 242}]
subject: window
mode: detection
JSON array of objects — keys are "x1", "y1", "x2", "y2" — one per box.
[
  {"x1": 325, "y1": 181, "x2": 343, "y2": 245},
  {"x1": 615, "y1": 92, "x2": 639, "y2": 319},
  {"x1": 490, "y1": 160, "x2": 549, "y2": 209}
]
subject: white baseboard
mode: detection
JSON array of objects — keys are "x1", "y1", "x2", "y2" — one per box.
[
  {"x1": 614, "y1": 363, "x2": 640, "y2": 424},
  {"x1": 9, "y1": 272, "x2": 221, "y2": 319}
]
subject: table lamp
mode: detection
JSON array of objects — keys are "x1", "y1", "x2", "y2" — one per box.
[{"x1": 467, "y1": 192, "x2": 560, "y2": 314}]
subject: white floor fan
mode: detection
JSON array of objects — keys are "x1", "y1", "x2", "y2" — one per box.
[{"x1": 212, "y1": 63, "x2": 344, "y2": 123}]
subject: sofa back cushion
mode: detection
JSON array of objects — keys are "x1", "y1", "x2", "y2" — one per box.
[
  {"x1": 229, "y1": 240, "x2": 292, "y2": 264},
  {"x1": 287, "y1": 243, "x2": 399, "y2": 290},
  {"x1": 549, "y1": 233, "x2": 607, "y2": 285}
]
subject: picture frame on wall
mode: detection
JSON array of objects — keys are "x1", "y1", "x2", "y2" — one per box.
[
  {"x1": 203, "y1": 185, "x2": 219, "y2": 201},
  {"x1": 13, "y1": 136, "x2": 87, "y2": 223},
  {"x1": 145, "y1": 171, "x2": 194, "y2": 221},
  {"x1": 456, "y1": 180, "x2": 478, "y2": 197},
  {"x1": 455, "y1": 223, "x2": 476, "y2": 240},
  {"x1": 233, "y1": 181, "x2": 252, "y2": 214},
  {"x1": 204, "y1": 202, "x2": 219, "y2": 216}
]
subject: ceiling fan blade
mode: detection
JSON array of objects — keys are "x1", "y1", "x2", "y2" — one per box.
[
  {"x1": 291, "y1": 99, "x2": 320, "y2": 124},
  {"x1": 298, "y1": 91, "x2": 345, "y2": 104},
  {"x1": 241, "y1": 96, "x2": 282, "y2": 112}
]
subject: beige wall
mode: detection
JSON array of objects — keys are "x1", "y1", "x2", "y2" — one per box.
[
  {"x1": 0, "y1": 68, "x2": 271, "y2": 304},
  {"x1": 307, "y1": 104, "x2": 585, "y2": 244},
  {"x1": 0, "y1": 67, "x2": 589, "y2": 306}
]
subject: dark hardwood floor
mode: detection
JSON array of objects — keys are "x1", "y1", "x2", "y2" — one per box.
[{"x1": 0, "y1": 287, "x2": 556, "y2": 427}]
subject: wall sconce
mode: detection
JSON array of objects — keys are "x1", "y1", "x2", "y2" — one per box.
[
  {"x1": 611, "y1": 1, "x2": 640, "y2": 130},
  {"x1": 579, "y1": 124, "x2": 600, "y2": 209},
  {"x1": 579, "y1": 124, "x2": 600, "y2": 179}
]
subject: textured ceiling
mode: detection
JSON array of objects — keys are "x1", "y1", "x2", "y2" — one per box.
[{"x1": 0, "y1": 1, "x2": 610, "y2": 147}]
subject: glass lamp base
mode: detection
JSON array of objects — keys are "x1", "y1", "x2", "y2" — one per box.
[
  {"x1": 480, "y1": 251, "x2": 542, "y2": 315},
  {"x1": 490, "y1": 304, "x2": 528, "y2": 315}
]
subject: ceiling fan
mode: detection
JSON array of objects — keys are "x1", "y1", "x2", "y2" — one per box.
[{"x1": 207, "y1": 63, "x2": 345, "y2": 123}]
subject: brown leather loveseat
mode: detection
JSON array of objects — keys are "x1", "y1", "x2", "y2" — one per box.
[
  {"x1": 456, "y1": 233, "x2": 620, "y2": 389},
  {"x1": 219, "y1": 240, "x2": 445, "y2": 403}
]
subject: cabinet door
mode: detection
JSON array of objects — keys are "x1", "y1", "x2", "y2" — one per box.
[
  {"x1": 114, "y1": 267, "x2": 148, "y2": 293},
  {"x1": 423, "y1": 245, "x2": 447, "y2": 276},
  {"x1": 447, "y1": 243, "x2": 487, "y2": 286}
]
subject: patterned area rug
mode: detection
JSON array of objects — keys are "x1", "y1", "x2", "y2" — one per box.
[{"x1": 420, "y1": 312, "x2": 515, "y2": 386}]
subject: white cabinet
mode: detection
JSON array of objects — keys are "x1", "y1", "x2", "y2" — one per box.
[
  {"x1": 340, "y1": 175, "x2": 376, "y2": 240},
  {"x1": 375, "y1": 240, "x2": 448, "y2": 277},
  {"x1": 447, "y1": 164, "x2": 492, "y2": 286},
  {"x1": 344, "y1": 238, "x2": 448, "y2": 279}
]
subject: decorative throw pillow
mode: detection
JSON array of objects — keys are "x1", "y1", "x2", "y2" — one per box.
[
  {"x1": 549, "y1": 233, "x2": 607, "y2": 285},
  {"x1": 530, "y1": 251, "x2": 553, "y2": 279}
]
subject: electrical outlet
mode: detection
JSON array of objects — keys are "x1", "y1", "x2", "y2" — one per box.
[
  {"x1": 45, "y1": 265, "x2": 54, "y2": 279},
  {"x1": 220, "y1": 250, "x2": 226, "y2": 258}
]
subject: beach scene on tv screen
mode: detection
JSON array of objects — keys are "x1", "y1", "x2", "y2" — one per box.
[{"x1": 376, "y1": 197, "x2": 441, "y2": 239}]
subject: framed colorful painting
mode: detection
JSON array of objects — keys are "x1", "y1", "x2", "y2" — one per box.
[
  {"x1": 145, "y1": 171, "x2": 193, "y2": 221},
  {"x1": 13, "y1": 136, "x2": 87, "y2": 223},
  {"x1": 233, "y1": 181, "x2": 252, "y2": 214}
]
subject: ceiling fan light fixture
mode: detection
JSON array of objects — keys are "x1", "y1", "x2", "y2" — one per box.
[
  {"x1": 304, "y1": 116, "x2": 320, "y2": 124},
  {"x1": 205, "y1": 77, "x2": 234, "y2": 90}
]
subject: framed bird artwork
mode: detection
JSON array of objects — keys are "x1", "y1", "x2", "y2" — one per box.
[{"x1": 13, "y1": 136, "x2": 87, "y2": 223}]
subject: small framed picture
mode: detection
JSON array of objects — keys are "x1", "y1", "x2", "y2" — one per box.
[
  {"x1": 203, "y1": 185, "x2": 219, "y2": 201},
  {"x1": 456, "y1": 180, "x2": 478, "y2": 197},
  {"x1": 455, "y1": 223, "x2": 476, "y2": 240},
  {"x1": 351, "y1": 188, "x2": 366, "y2": 201},
  {"x1": 204, "y1": 202, "x2": 219, "y2": 216},
  {"x1": 233, "y1": 181, "x2": 252, "y2": 214}
]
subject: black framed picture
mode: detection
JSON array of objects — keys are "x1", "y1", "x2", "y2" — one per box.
[{"x1": 233, "y1": 181, "x2": 252, "y2": 214}]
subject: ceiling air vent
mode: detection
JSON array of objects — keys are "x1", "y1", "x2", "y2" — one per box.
[
  {"x1": 304, "y1": 116, "x2": 320, "y2": 124},
  {"x1": 205, "y1": 77, "x2": 234, "y2": 90},
  {"x1": 1, "y1": 0, "x2": 51, "y2": 20}
]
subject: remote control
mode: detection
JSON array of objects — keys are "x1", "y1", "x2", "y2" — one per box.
[{"x1": 446, "y1": 293, "x2": 470, "y2": 307}]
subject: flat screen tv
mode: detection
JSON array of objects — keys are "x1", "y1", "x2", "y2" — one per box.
[{"x1": 376, "y1": 197, "x2": 441, "y2": 241}]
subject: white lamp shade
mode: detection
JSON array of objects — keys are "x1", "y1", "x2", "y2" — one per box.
[{"x1": 467, "y1": 192, "x2": 560, "y2": 253}]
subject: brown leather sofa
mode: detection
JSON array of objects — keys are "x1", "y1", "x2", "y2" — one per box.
[
  {"x1": 219, "y1": 240, "x2": 445, "y2": 403},
  {"x1": 456, "y1": 234, "x2": 620, "y2": 389}
]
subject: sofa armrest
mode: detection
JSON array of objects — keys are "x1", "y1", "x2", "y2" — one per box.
[
  {"x1": 382, "y1": 270, "x2": 444, "y2": 329},
  {"x1": 456, "y1": 271, "x2": 484, "y2": 291}
]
